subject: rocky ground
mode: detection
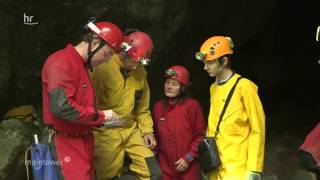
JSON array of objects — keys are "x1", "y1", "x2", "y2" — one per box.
[{"x1": 0, "y1": 110, "x2": 318, "y2": 180}]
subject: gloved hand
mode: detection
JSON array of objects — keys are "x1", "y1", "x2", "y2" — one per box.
[{"x1": 248, "y1": 171, "x2": 261, "y2": 180}]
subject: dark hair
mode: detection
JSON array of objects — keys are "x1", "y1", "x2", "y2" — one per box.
[
  {"x1": 82, "y1": 32, "x2": 93, "y2": 43},
  {"x1": 178, "y1": 84, "x2": 190, "y2": 103},
  {"x1": 218, "y1": 54, "x2": 232, "y2": 68},
  {"x1": 80, "y1": 17, "x2": 98, "y2": 42}
]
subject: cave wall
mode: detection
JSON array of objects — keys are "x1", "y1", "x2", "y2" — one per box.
[{"x1": 0, "y1": 0, "x2": 319, "y2": 135}]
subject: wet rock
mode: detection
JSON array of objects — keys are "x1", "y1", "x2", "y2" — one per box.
[
  {"x1": 262, "y1": 174, "x2": 279, "y2": 180},
  {"x1": 0, "y1": 118, "x2": 41, "y2": 180},
  {"x1": 264, "y1": 131, "x2": 305, "y2": 180},
  {"x1": 0, "y1": 0, "x2": 276, "y2": 117},
  {"x1": 292, "y1": 169, "x2": 317, "y2": 180}
]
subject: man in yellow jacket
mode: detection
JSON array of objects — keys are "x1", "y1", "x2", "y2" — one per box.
[
  {"x1": 90, "y1": 29, "x2": 162, "y2": 180},
  {"x1": 195, "y1": 36, "x2": 266, "y2": 180}
]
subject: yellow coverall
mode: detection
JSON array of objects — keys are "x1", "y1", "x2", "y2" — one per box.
[
  {"x1": 90, "y1": 55, "x2": 161, "y2": 180},
  {"x1": 206, "y1": 74, "x2": 265, "y2": 180}
]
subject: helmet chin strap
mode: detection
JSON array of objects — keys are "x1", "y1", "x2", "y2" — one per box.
[{"x1": 86, "y1": 33, "x2": 106, "y2": 71}]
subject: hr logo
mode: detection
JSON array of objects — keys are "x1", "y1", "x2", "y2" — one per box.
[{"x1": 23, "y1": 13, "x2": 38, "y2": 25}]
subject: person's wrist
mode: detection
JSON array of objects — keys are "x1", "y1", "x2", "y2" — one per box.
[
  {"x1": 143, "y1": 132, "x2": 154, "y2": 137},
  {"x1": 183, "y1": 153, "x2": 193, "y2": 163}
]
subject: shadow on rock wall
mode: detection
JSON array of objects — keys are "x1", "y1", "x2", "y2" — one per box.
[{"x1": 0, "y1": 0, "x2": 319, "y2": 135}]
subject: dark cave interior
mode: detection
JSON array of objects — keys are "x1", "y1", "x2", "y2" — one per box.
[{"x1": 0, "y1": 0, "x2": 319, "y2": 138}]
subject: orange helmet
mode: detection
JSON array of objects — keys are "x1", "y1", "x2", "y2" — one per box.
[
  {"x1": 195, "y1": 36, "x2": 234, "y2": 61},
  {"x1": 121, "y1": 31, "x2": 153, "y2": 66}
]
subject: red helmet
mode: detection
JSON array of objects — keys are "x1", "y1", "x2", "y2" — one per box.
[
  {"x1": 164, "y1": 65, "x2": 190, "y2": 85},
  {"x1": 122, "y1": 31, "x2": 153, "y2": 65},
  {"x1": 87, "y1": 21, "x2": 123, "y2": 51}
]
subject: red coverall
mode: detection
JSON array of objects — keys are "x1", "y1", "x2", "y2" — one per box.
[
  {"x1": 153, "y1": 98, "x2": 206, "y2": 180},
  {"x1": 300, "y1": 122, "x2": 320, "y2": 166},
  {"x1": 42, "y1": 44, "x2": 105, "y2": 180}
]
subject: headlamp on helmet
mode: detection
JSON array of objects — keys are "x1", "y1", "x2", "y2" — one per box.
[
  {"x1": 120, "y1": 42, "x2": 132, "y2": 52},
  {"x1": 195, "y1": 52, "x2": 206, "y2": 61},
  {"x1": 165, "y1": 69, "x2": 178, "y2": 77},
  {"x1": 140, "y1": 58, "x2": 151, "y2": 66}
]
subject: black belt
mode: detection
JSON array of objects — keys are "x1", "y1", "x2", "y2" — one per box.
[{"x1": 46, "y1": 126, "x2": 92, "y2": 137}]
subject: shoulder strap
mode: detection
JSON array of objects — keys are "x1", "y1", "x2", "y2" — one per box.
[{"x1": 214, "y1": 77, "x2": 242, "y2": 138}]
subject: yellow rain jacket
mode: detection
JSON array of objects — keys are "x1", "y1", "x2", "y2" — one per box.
[
  {"x1": 206, "y1": 73, "x2": 265, "y2": 180},
  {"x1": 91, "y1": 55, "x2": 153, "y2": 134},
  {"x1": 90, "y1": 55, "x2": 157, "y2": 179}
]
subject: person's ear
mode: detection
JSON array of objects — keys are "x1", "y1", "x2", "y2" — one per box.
[
  {"x1": 118, "y1": 51, "x2": 127, "y2": 61},
  {"x1": 222, "y1": 56, "x2": 229, "y2": 66},
  {"x1": 91, "y1": 38, "x2": 100, "y2": 50}
]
